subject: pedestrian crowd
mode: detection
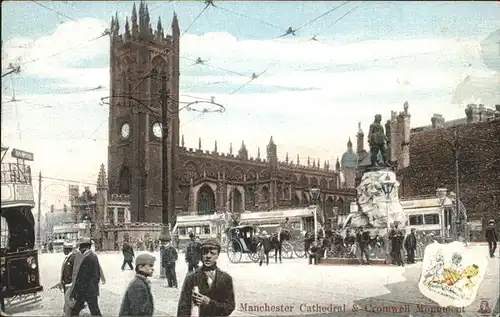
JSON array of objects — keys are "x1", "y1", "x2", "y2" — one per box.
[
  {"x1": 303, "y1": 218, "x2": 498, "y2": 266},
  {"x1": 57, "y1": 232, "x2": 235, "y2": 317}
]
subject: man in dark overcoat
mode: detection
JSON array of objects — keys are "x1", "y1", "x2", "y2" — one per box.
[
  {"x1": 60, "y1": 242, "x2": 78, "y2": 293},
  {"x1": 185, "y1": 233, "x2": 202, "y2": 273},
  {"x1": 259, "y1": 231, "x2": 273, "y2": 266},
  {"x1": 389, "y1": 222, "x2": 404, "y2": 266},
  {"x1": 122, "y1": 241, "x2": 135, "y2": 270},
  {"x1": 486, "y1": 219, "x2": 498, "y2": 258},
  {"x1": 404, "y1": 228, "x2": 417, "y2": 264},
  {"x1": 356, "y1": 227, "x2": 371, "y2": 265},
  {"x1": 119, "y1": 253, "x2": 156, "y2": 317},
  {"x1": 69, "y1": 237, "x2": 103, "y2": 316},
  {"x1": 161, "y1": 237, "x2": 178, "y2": 288},
  {"x1": 177, "y1": 238, "x2": 235, "y2": 317}
]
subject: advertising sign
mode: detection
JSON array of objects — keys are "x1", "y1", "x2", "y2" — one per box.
[{"x1": 11, "y1": 148, "x2": 34, "y2": 161}]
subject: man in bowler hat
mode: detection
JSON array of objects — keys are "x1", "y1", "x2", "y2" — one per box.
[{"x1": 177, "y1": 238, "x2": 235, "y2": 317}]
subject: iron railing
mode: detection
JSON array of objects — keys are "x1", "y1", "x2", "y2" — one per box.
[{"x1": 0, "y1": 163, "x2": 32, "y2": 185}]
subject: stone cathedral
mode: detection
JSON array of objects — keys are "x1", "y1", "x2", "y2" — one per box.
[{"x1": 100, "y1": 2, "x2": 356, "y2": 238}]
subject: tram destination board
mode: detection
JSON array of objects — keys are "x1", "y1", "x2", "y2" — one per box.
[{"x1": 11, "y1": 148, "x2": 34, "y2": 161}]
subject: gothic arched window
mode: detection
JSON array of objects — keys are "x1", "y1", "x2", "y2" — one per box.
[
  {"x1": 230, "y1": 188, "x2": 243, "y2": 214},
  {"x1": 119, "y1": 167, "x2": 131, "y2": 194},
  {"x1": 197, "y1": 185, "x2": 215, "y2": 215},
  {"x1": 246, "y1": 186, "x2": 256, "y2": 207},
  {"x1": 262, "y1": 186, "x2": 270, "y2": 201}
]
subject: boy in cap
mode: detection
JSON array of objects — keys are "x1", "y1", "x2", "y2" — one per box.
[
  {"x1": 119, "y1": 253, "x2": 156, "y2": 317},
  {"x1": 485, "y1": 219, "x2": 498, "y2": 258},
  {"x1": 177, "y1": 238, "x2": 235, "y2": 317}
]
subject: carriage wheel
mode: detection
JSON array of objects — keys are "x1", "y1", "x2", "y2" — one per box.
[
  {"x1": 227, "y1": 239, "x2": 242, "y2": 263},
  {"x1": 248, "y1": 251, "x2": 260, "y2": 263},
  {"x1": 292, "y1": 241, "x2": 306, "y2": 258},
  {"x1": 282, "y1": 242, "x2": 294, "y2": 259}
]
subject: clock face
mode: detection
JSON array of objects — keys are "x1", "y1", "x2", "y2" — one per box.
[
  {"x1": 152, "y1": 122, "x2": 162, "y2": 138},
  {"x1": 120, "y1": 123, "x2": 130, "y2": 139}
]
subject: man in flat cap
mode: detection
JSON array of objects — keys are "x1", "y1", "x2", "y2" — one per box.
[
  {"x1": 64, "y1": 237, "x2": 104, "y2": 316},
  {"x1": 119, "y1": 253, "x2": 156, "y2": 317},
  {"x1": 177, "y1": 238, "x2": 235, "y2": 317}
]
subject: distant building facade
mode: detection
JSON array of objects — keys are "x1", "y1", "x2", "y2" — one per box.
[
  {"x1": 398, "y1": 104, "x2": 500, "y2": 239},
  {"x1": 99, "y1": 1, "x2": 356, "y2": 249}
]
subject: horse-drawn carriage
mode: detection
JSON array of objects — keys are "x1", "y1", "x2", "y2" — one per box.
[
  {"x1": 225, "y1": 225, "x2": 261, "y2": 263},
  {"x1": 225, "y1": 224, "x2": 305, "y2": 263}
]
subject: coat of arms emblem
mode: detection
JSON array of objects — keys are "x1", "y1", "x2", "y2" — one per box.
[{"x1": 418, "y1": 241, "x2": 488, "y2": 307}]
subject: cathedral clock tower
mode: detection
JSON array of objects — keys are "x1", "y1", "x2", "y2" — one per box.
[{"x1": 107, "y1": 2, "x2": 180, "y2": 223}]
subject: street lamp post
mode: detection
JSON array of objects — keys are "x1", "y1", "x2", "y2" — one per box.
[
  {"x1": 436, "y1": 188, "x2": 448, "y2": 239},
  {"x1": 381, "y1": 174, "x2": 395, "y2": 263},
  {"x1": 310, "y1": 188, "x2": 321, "y2": 243}
]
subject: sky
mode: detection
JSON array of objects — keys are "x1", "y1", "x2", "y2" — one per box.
[{"x1": 1, "y1": 1, "x2": 499, "y2": 214}]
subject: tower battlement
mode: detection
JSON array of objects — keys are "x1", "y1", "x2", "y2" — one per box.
[{"x1": 110, "y1": 1, "x2": 179, "y2": 48}]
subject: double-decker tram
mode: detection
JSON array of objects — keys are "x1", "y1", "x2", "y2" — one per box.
[{"x1": 1, "y1": 148, "x2": 43, "y2": 312}]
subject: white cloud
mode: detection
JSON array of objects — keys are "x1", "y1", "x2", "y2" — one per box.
[
  {"x1": 2, "y1": 17, "x2": 497, "y2": 210},
  {"x1": 3, "y1": 18, "x2": 109, "y2": 88}
]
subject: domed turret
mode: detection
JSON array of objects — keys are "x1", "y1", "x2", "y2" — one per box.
[{"x1": 340, "y1": 137, "x2": 358, "y2": 168}]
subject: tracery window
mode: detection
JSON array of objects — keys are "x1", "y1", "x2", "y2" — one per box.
[
  {"x1": 117, "y1": 208, "x2": 125, "y2": 223},
  {"x1": 197, "y1": 185, "x2": 215, "y2": 215}
]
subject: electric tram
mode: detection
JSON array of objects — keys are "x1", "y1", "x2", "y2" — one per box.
[{"x1": 1, "y1": 147, "x2": 43, "y2": 312}]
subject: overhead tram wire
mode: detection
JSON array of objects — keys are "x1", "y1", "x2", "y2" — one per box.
[
  {"x1": 210, "y1": 3, "x2": 283, "y2": 32},
  {"x1": 130, "y1": 1, "x2": 212, "y2": 96},
  {"x1": 180, "y1": 56, "x2": 249, "y2": 78},
  {"x1": 311, "y1": 1, "x2": 367, "y2": 40},
  {"x1": 294, "y1": 2, "x2": 350, "y2": 32},
  {"x1": 41, "y1": 176, "x2": 97, "y2": 186},
  {"x1": 16, "y1": 32, "x2": 109, "y2": 68},
  {"x1": 180, "y1": 2, "x2": 211, "y2": 38},
  {"x1": 31, "y1": 1, "x2": 78, "y2": 22},
  {"x1": 302, "y1": 49, "x2": 448, "y2": 72}
]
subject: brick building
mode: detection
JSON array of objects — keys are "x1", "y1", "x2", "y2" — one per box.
[
  {"x1": 398, "y1": 104, "x2": 500, "y2": 236},
  {"x1": 101, "y1": 2, "x2": 356, "y2": 244}
]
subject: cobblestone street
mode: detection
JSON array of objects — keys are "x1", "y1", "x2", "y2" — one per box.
[{"x1": 7, "y1": 246, "x2": 499, "y2": 316}]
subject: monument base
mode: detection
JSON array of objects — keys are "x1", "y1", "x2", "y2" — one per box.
[{"x1": 319, "y1": 257, "x2": 389, "y2": 266}]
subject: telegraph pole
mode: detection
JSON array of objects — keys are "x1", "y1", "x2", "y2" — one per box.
[
  {"x1": 453, "y1": 130, "x2": 461, "y2": 241},
  {"x1": 37, "y1": 171, "x2": 42, "y2": 249},
  {"x1": 161, "y1": 75, "x2": 169, "y2": 233},
  {"x1": 159, "y1": 75, "x2": 169, "y2": 279}
]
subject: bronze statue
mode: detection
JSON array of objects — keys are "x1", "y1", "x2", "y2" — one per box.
[{"x1": 367, "y1": 114, "x2": 388, "y2": 167}]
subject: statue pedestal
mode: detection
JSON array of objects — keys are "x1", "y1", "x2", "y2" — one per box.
[{"x1": 350, "y1": 168, "x2": 406, "y2": 229}]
